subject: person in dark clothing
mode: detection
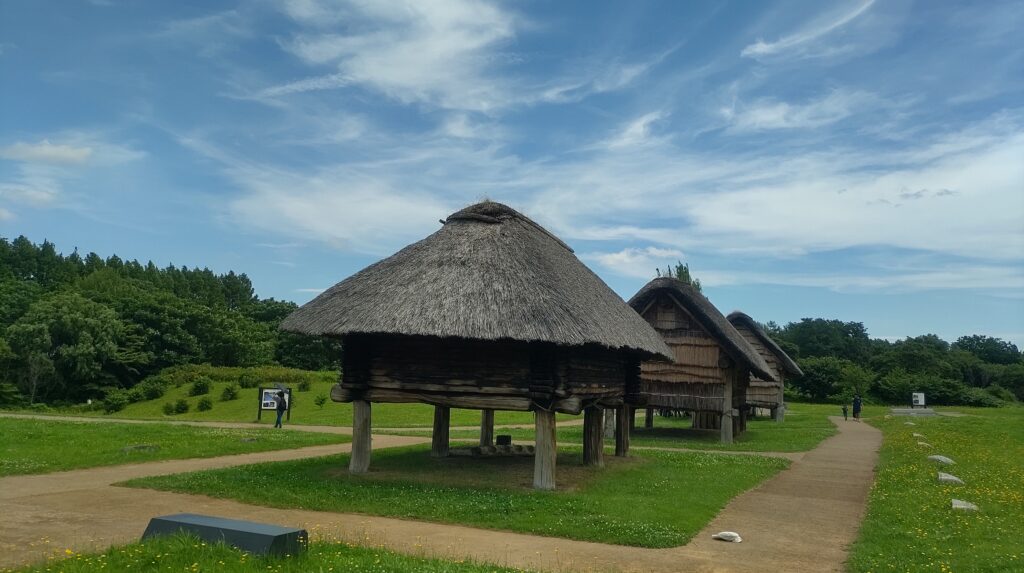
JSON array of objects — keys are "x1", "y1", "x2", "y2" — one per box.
[
  {"x1": 274, "y1": 390, "x2": 287, "y2": 428},
  {"x1": 852, "y1": 394, "x2": 863, "y2": 421},
  {"x1": 842, "y1": 404, "x2": 849, "y2": 421}
]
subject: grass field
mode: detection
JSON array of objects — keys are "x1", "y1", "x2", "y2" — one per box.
[
  {"x1": 65, "y1": 379, "x2": 548, "y2": 428},
  {"x1": 3, "y1": 532, "x2": 531, "y2": 573},
  {"x1": 382, "y1": 402, "x2": 886, "y2": 453},
  {"x1": 0, "y1": 417, "x2": 349, "y2": 476},
  {"x1": 124, "y1": 444, "x2": 787, "y2": 548},
  {"x1": 848, "y1": 406, "x2": 1024, "y2": 573}
]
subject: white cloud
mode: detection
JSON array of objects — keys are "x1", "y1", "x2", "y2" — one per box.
[
  {"x1": 606, "y1": 112, "x2": 666, "y2": 148},
  {"x1": 258, "y1": 73, "x2": 351, "y2": 98},
  {"x1": 0, "y1": 207, "x2": 14, "y2": 221},
  {"x1": 582, "y1": 247, "x2": 686, "y2": 279},
  {"x1": 725, "y1": 89, "x2": 875, "y2": 131},
  {"x1": 742, "y1": 1, "x2": 876, "y2": 59},
  {"x1": 0, "y1": 140, "x2": 93, "y2": 164}
]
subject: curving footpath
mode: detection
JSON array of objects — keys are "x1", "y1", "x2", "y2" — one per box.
[{"x1": 0, "y1": 416, "x2": 880, "y2": 572}]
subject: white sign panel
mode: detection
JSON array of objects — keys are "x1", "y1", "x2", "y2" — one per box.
[
  {"x1": 261, "y1": 389, "x2": 290, "y2": 410},
  {"x1": 912, "y1": 392, "x2": 926, "y2": 407}
]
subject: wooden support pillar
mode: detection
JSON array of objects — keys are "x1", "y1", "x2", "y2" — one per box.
[
  {"x1": 603, "y1": 408, "x2": 616, "y2": 439},
  {"x1": 480, "y1": 409, "x2": 495, "y2": 447},
  {"x1": 628, "y1": 407, "x2": 637, "y2": 430},
  {"x1": 644, "y1": 407, "x2": 654, "y2": 429},
  {"x1": 533, "y1": 408, "x2": 557, "y2": 490},
  {"x1": 775, "y1": 384, "x2": 786, "y2": 422},
  {"x1": 350, "y1": 400, "x2": 371, "y2": 474},
  {"x1": 614, "y1": 404, "x2": 630, "y2": 457},
  {"x1": 431, "y1": 405, "x2": 450, "y2": 458},
  {"x1": 583, "y1": 406, "x2": 604, "y2": 467},
  {"x1": 721, "y1": 375, "x2": 734, "y2": 444}
]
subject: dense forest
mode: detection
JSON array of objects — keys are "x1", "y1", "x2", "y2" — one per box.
[
  {"x1": 0, "y1": 236, "x2": 339, "y2": 406},
  {"x1": 0, "y1": 237, "x2": 1020, "y2": 408}
]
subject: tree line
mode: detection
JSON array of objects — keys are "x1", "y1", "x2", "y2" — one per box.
[
  {"x1": 766, "y1": 319, "x2": 1022, "y2": 406},
  {"x1": 0, "y1": 236, "x2": 339, "y2": 405}
]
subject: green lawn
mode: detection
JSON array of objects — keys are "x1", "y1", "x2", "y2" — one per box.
[
  {"x1": 383, "y1": 402, "x2": 881, "y2": 453},
  {"x1": 3, "y1": 533, "x2": 531, "y2": 573},
  {"x1": 124, "y1": 444, "x2": 787, "y2": 548},
  {"x1": 849, "y1": 406, "x2": 1024, "y2": 573},
  {"x1": 75, "y1": 379, "x2": 545, "y2": 428},
  {"x1": 0, "y1": 418, "x2": 349, "y2": 476}
]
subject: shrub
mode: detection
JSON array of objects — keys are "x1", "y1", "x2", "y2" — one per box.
[
  {"x1": 138, "y1": 379, "x2": 167, "y2": 400},
  {"x1": 162, "y1": 402, "x2": 175, "y2": 416},
  {"x1": 297, "y1": 379, "x2": 312, "y2": 392},
  {"x1": 197, "y1": 397, "x2": 213, "y2": 411},
  {"x1": 103, "y1": 391, "x2": 130, "y2": 413},
  {"x1": 173, "y1": 399, "x2": 189, "y2": 414},
  {"x1": 960, "y1": 386, "x2": 1003, "y2": 407},
  {"x1": 986, "y1": 384, "x2": 1017, "y2": 403},
  {"x1": 237, "y1": 373, "x2": 259, "y2": 389},
  {"x1": 221, "y1": 385, "x2": 240, "y2": 401},
  {"x1": 314, "y1": 393, "x2": 328, "y2": 409},
  {"x1": 188, "y1": 377, "x2": 212, "y2": 397}
]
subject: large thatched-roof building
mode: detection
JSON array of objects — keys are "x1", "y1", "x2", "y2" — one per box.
[
  {"x1": 727, "y1": 311, "x2": 803, "y2": 422},
  {"x1": 627, "y1": 278, "x2": 776, "y2": 443},
  {"x1": 282, "y1": 201, "x2": 671, "y2": 489}
]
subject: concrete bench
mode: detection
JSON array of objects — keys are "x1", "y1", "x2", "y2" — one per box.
[{"x1": 141, "y1": 513, "x2": 307, "y2": 556}]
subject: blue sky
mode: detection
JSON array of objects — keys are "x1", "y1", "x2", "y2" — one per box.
[{"x1": 1, "y1": 0, "x2": 1022, "y2": 346}]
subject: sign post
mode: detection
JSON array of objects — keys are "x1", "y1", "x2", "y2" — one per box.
[
  {"x1": 257, "y1": 387, "x2": 292, "y2": 421},
  {"x1": 911, "y1": 392, "x2": 926, "y2": 409}
]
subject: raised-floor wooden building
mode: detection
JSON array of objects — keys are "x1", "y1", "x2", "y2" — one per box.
[
  {"x1": 627, "y1": 278, "x2": 776, "y2": 443},
  {"x1": 727, "y1": 311, "x2": 803, "y2": 422},
  {"x1": 281, "y1": 201, "x2": 671, "y2": 490}
]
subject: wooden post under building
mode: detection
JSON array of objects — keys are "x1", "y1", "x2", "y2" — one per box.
[
  {"x1": 583, "y1": 406, "x2": 604, "y2": 467},
  {"x1": 350, "y1": 400, "x2": 371, "y2": 473},
  {"x1": 432, "y1": 405, "x2": 450, "y2": 457},
  {"x1": 480, "y1": 409, "x2": 495, "y2": 447}
]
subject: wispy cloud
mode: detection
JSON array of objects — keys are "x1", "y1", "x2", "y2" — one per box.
[
  {"x1": 258, "y1": 73, "x2": 351, "y2": 98},
  {"x1": 742, "y1": 1, "x2": 877, "y2": 59},
  {"x1": 723, "y1": 89, "x2": 876, "y2": 131},
  {"x1": 0, "y1": 140, "x2": 93, "y2": 164},
  {"x1": 581, "y1": 247, "x2": 686, "y2": 279}
]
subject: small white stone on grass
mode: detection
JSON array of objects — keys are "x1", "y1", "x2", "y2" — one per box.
[
  {"x1": 951, "y1": 499, "x2": 978, "y2": 511},
  {"x1": 928, "y1": 455, "x2": 955, "y2": 465},
  {"x1": 938, "y1": 472, "x2": 964, "y2": 485},
  {"x1": 904, "y1": 422, "x2": 916, "y2": 426},
  {"x1": 917, "y1": 441, "x2": 933, "y2": 447},
  {"x1": 712, "y1": 531, "x2": 742, "y2": 543},
  {"x1": 912, "y1": 433, "x2": 925, "y2": 438}
]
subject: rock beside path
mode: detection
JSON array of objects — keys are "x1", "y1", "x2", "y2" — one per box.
[
  {"x1": 951, "y1": 499, "x2": 978, "y2": 511},
  {"x1": 917, "y1": 441, "x2": 932, "y2": 448},
  {"x1": 928, "y1": 455, "x2": 955, "y2": 465},
  {"x1": 938, "y1": 472, "x2": 964, "y2": 485}
]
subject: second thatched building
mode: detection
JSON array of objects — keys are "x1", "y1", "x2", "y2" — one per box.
[{"x1": 727, "y1": 311, "x2": 803, "y2": 422}]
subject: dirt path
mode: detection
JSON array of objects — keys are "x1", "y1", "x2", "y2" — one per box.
[
  {"x1": 1, "y1": 417, "x2": 880, "y2": 572},
  {"x1": 0, "y1": 412, "x2": 581, "y2": 433}
]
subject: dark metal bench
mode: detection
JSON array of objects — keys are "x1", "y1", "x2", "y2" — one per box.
[{"x1": 141, "y1": 513, "x2": 307, "y2": 556}]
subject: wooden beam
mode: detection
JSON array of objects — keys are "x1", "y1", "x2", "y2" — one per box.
[
  {"x1": 533, "y1": 408, "x2": 557, "y2": 490},
  {"x1": 583, "y1": 406, "x2": 604, "y2": 467},
  {"x1": 350, "y1": 400, "x2": 371, "y2": 474},
  {"x1": 480, "y1": 409, "x2": 495, "y2": 447},
  {"x1": 431, "y1": 405, "x2": 450, "y2": 458},
  {"x1": 644, "y1": 407, "x2": 654, "y2": 429},
  {"x1": 614, "y1": 404, "x2": 630, "y2": 457}
]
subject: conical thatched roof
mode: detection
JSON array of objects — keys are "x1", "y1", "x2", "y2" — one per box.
[
  {"x1": 627, "y1": 278, "x2": 776, "y2": 381},
  {"x1": 727, "y1": 311, "x2": 803, "y2": 377},
  {"x1": 282, "y1": 201, "x2": 672, "y2": 360}
]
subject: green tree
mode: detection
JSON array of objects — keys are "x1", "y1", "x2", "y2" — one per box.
[
  {"x1": 790, "y1": 356, "x2": 873, "y2": 403},
  {"x1": 952, "y1": 335, "x2": 1021, "y2": 365},
  {"x1": 5, "y1": 322, "x2": 55, "y2": 404},
  {"x1": 657, "y1": 261, "x2": 702, "y2": 291},
  {"x1": 779, "y1": 319, "x2": 871, "y2": 364}
]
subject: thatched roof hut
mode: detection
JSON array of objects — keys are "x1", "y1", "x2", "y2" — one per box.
[
  {"x1": 727, "y1": 311, "x2": 803, "y2": 421},
  {"x1": 627, "y1": 278, "x2": 775, "y2": 443},
  {"x1": 283, "y1": 201, "x2": 670, "y2": 488}
]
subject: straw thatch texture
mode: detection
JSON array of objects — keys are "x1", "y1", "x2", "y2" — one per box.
[
  {"x1": 726, "y1": 311, "x2": 803, "y2": 377},
  {"x1": 282, "y1": 201, "x2": 671, "y2": 360},
  {"x1": 628, "y1": 278, "x2": 776, "y2": 381}
]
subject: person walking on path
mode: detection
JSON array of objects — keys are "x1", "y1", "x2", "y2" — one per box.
[
  {"x1": 852, "y1": 394, "x2": 862, "y2": 421},
  {"x1": 274, "y1": 391, "x2": 287, "y2": 428},
  {"x1": 842, "y1": 404, "x2": 849, "y2": 421}
]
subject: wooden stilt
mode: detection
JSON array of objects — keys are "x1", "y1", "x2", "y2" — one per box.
[
  {"x1": 614, "y1": 404, "x2": 630, "y2": 457},
  {"x1": 350, "y1": 400, "x2": 371, "y2": 474},
  {"x1": 431, "y1": 405, "x2": 450, "y2": 457},
  {"x1": 603, "y1": 408, "x2": 616, "y2": 439},
  {"x1": 775, "y1": 385, "x2": 786, "y2": 422},
  {"x1": 583, "y1": 406, "x2": 604, "y2": 467},
  {"x1": 628, "y1": 407, "x2": 636, "y2": 430},
  {"x1": 721, "y1": 376, "x2": 734, "y2": 444},
  {"x1": 533, "y1": 408, "x2": 557, "y2": 490},
  {"x1": 480, "y1": 409, "x2": 495, "y2": 447},
  {"x1": 644, "y1": 407, "x2": 654, "y2": 429}
]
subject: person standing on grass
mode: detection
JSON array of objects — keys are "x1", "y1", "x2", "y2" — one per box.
[
  {"x1": 274, "y1": 390, "x2": 287, "y2": 428},
  {"x1": 852, "y1": 394, "x2": 862, "y2": 421}
]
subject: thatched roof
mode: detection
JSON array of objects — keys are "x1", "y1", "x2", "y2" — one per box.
[
  {"x1": 281, "y1": 201, "x2": 672, "y2": 360},
  {"x1": 727, "y1": 311, "x2": 803, "y2": 377},
  {"x1": 627, "y1": 278, "x2": 777, "y2": 381}
]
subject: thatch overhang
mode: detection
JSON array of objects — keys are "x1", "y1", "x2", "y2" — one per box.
[
  {"x1": 281, "y1": 201, "x2": 672, "y2": 361},
  {"x1": 627, "y1": 278, "x2": 776, "y2": 382},
  {"x1": 726, "y1": 311, "x2": 803, "y2": 377}
]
